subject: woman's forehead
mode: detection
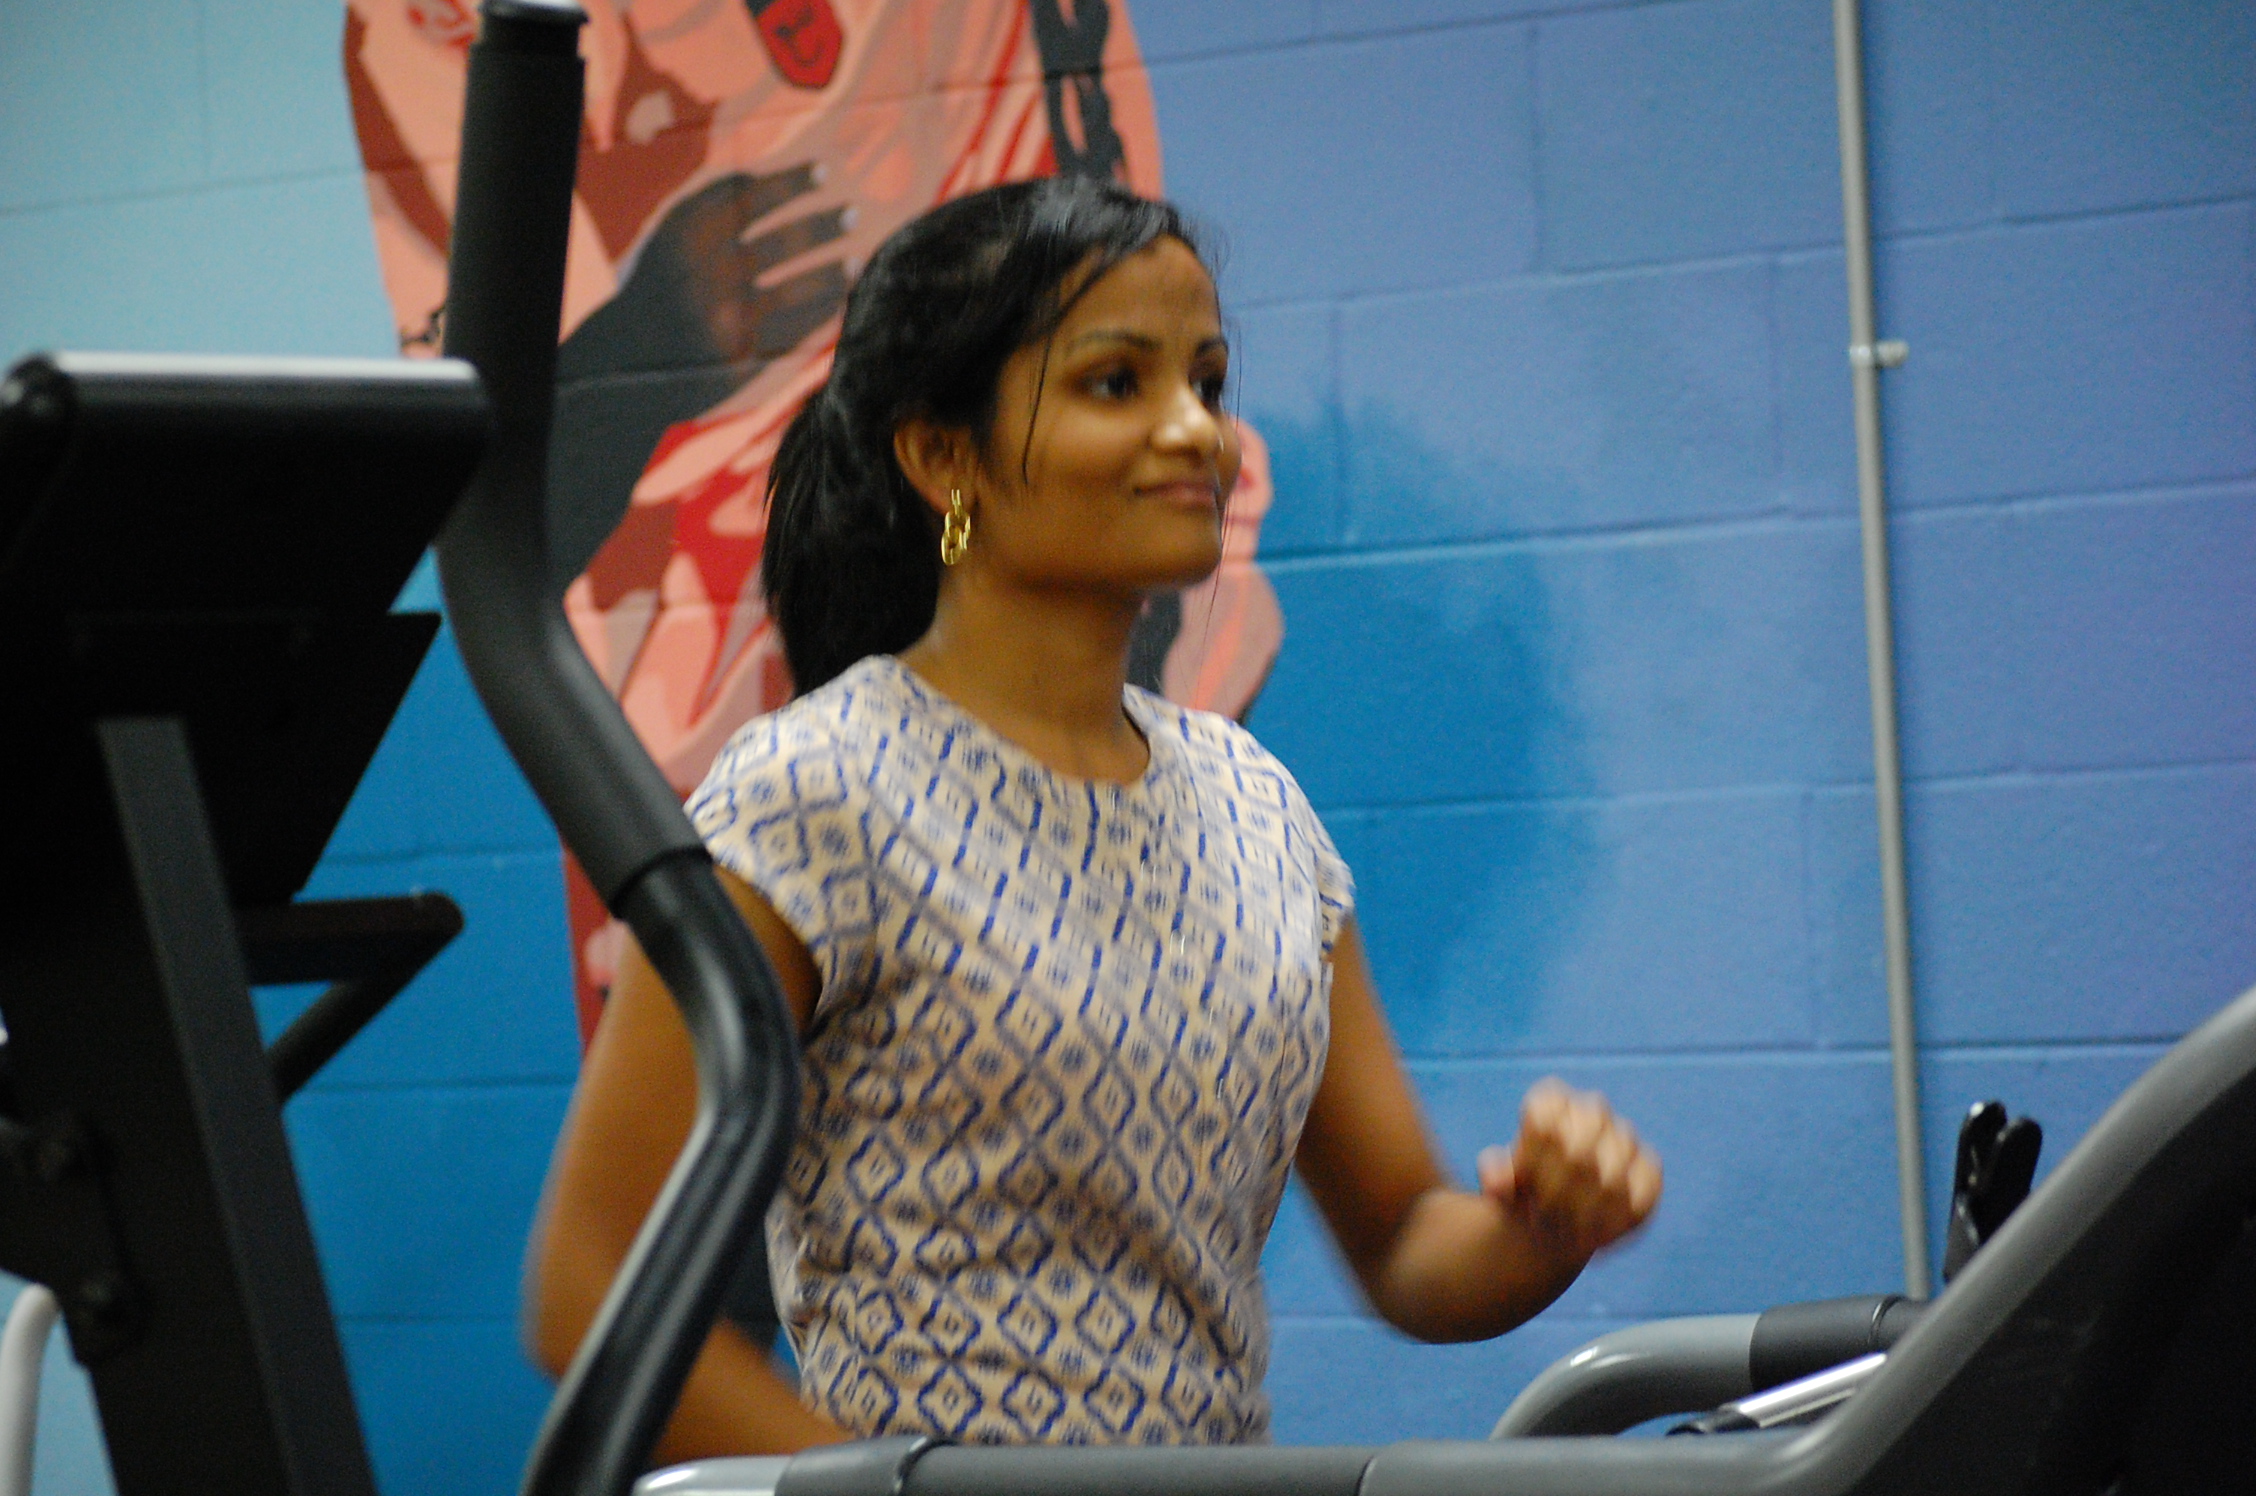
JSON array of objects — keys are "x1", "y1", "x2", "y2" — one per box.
[{"x1": 1059, "y1": 240, "x2": 1223, "y2": 343}]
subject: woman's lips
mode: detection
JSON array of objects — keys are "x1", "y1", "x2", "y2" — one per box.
[{"x1": 1140, "y1": 478, "x2": 1223, "y2": 510}]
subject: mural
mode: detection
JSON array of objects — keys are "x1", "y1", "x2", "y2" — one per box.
[{"x1": 343, "y1": 0, "x2": 1287, "y2": 1039}]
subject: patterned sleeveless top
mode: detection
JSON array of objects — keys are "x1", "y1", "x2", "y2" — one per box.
[{"x1": 687, "y1": 655, "x2": 1353, "y2": 1444}]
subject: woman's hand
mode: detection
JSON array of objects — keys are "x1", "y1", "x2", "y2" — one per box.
[
  {"x1": 1477, "y1": 1080, "x2": 1663, "y2": 1267},
  {"x1": 1297, "y1": 924, "x2": 1666, "y2": 1342}
]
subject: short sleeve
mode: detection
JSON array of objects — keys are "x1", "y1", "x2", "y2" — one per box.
[
  {"x1": 1162, "y1": 697, "x2": 1359, "y2": 962},
  {"x1": 687, "y1": 712, "x2": 878, "y2": 1004},
  {"x1": 1303, "y1": 802, "x2": 1356, "y2": 958}
]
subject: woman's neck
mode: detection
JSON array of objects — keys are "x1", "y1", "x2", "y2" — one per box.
[{"x1": 898, "y1": 575, "x2": 1150, "y2": 783}]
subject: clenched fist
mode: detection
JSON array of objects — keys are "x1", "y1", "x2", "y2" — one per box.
[{"x1": 1479, "y1": 1080, "x2": 1662, "y2": 1262}]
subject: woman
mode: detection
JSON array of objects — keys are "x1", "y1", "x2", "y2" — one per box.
[
  {"x1": 527, "y1": 177, "x2": 1663, "y2": 1459},
  {"x1": 347, "y1": 0, "x2": 1286, "y2": 1046}
]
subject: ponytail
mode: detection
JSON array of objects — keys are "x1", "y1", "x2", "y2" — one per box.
[
  {"x1": 759, "y1": 176, "x2": 1203, "y2": 694},
  {"x1": 762, "y1": 386, "x2": 940, "y2": 693}
]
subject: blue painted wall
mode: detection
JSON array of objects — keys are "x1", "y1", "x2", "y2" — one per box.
[
  {"x1": 1, "y1": 0, "x2": 2251, "y2": 1487},
  {"x1": 1135, "y1": 0, "x2": 2256, "y2": 1442}
]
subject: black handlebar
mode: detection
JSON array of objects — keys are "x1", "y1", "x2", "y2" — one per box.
[
  {"x1": 1749, "y1": 1294, "x2": 1926, "y2": 1393},
  {"x1": 431, "y1": 0, "x2": 694, "y2": 901},
  {"x1": 432, "y1": 6, "x2": 803, "y2": 1494},
  {"x1": 526, "y1": 857, "x2": 801, "y2": 1496},
  {"x1": 240, "y1": 893, "x2": 466, "y2": 1100}
]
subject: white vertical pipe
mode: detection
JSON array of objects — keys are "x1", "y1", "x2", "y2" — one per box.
[
  {"x1": 1831, "y1": 0, "x2": 1931, "y2": 1298},
  {"x1": 0, "y1": 1284, "x2": 60, "y2": 1496}
]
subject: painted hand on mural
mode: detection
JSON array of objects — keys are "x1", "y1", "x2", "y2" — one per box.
[
  {"x1": 624, "y1": 166, "x2": 851, "y2": 370},
  {"x1": 550, "y1": 166, "x2": 850, "y2": 585}
]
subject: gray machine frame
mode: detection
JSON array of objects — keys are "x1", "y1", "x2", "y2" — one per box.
[{"x1": 619, "y1": 979, "x2": 2256, "y2": 1494}]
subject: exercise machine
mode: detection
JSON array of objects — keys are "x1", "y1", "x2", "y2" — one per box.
[
  {"x1": 638, "y1": 1026, "x2": 2256, "y2": 1492},
  {"x1": 1, "y1": 1, "x2": 2251, "y2": 1492},
  {"x1": 0, "y1": 349, "x2": 482, "y2": 1494}
]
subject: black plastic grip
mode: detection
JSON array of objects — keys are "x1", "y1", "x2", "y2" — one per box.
[
  {"x1": 1749, "y1": 1293, "x2": 1926, "y2": 1392},
  {"x1": 523, "y1": 854, "x2": 802, "y2": 1496},
  {"x1": 433, "y1": 0, "x2": 702, "y2": 904}
]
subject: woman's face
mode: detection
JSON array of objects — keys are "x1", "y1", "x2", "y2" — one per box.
[{"x1": 969, "y1": 236, "x2": 1239, "y2": 598}]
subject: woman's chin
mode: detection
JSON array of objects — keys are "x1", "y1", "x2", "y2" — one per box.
[
  {"x1": 1148, "y1": 521, "x2": 1225, "y2": 585},
  {"x1": 1035, "y1": 525, "x2": 1223, "y2": 595},
  {"x1": 1145, "y1": 543, "x2": 1225, "y2": 592}
]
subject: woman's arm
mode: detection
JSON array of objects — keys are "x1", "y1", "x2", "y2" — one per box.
[
  {"x1": 1294, "y1": 920, "x2": 1662, "y2": 1343},
  {"x1": 523, "y1": 868, "x2": 853, "y2": 1462}
]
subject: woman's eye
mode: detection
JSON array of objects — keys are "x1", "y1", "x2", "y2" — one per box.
[
  {"x1": 1198, "y1": 373, "x2": 1228, "y2": 409},
  {"x1": 1090, "y1": 368, "x2": 1138, "y2": 399}
]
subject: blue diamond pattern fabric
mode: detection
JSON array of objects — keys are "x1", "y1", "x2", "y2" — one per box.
[{"x1": 689, "y1": 655, "x2": 1354, "y2": 1444}]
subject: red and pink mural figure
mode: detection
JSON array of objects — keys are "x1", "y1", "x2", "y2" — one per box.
[{"x1": 344, "y1": 0, "x2": 1285, "y2": 1039}]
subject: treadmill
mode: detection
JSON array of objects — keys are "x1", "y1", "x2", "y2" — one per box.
[{"x1": 1, "y1": 3, "x2": 2251, "y2": 1493}]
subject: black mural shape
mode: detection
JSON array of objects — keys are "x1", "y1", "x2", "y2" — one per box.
[
  {"x1": 548, "y1": 165, "x2": 849, "y2": 589},
  {"x1": 1125, "y1": 587, "x2": 1182, "y2": 695},
  {"x1": 1032, "y1": 0, "x2": 1126, "y2": 182}
]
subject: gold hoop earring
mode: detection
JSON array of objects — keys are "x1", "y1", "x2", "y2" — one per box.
[{"x1": 940, "y1": 488, "x2": 972, "y2": 566}]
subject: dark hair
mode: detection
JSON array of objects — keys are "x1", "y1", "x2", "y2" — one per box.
[{"x1": 761, "y1": 176, "x2": 1208, "y2": 694}]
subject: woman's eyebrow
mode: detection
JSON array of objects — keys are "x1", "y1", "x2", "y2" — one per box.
[
  {"x1": 1065, "y1": 329, "x2": 1161, "y2": 352},
  {"x1": 1063, "y1": 330, "x2": 1232, "y2": 355}
]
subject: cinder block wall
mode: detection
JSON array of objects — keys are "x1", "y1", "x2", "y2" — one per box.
[
  {"x1": 1131, "y1": 0, "x2": 2256, "y2": 1440},
  {"x1": 1, "y1": 0, "x2": 2250, "y2": 1487}
]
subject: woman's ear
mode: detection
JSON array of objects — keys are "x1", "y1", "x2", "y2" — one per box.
[{"x1": 892, "y1": 418, "x2": 976, "y2": 520}]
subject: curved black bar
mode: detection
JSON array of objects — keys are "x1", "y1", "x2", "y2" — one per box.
[
  {"x1": 432, "y1": 5, "x2": 803, "y2": 1495},
  {"x1": 529, "y1": 855, "x2": 802, "y2": 1496},
  {"x1": 248, "y1": 892, "x2": 467, "y2": 1100},
  {"x1": 430, "y1": 0, "x2": 694, "y2": 901}
]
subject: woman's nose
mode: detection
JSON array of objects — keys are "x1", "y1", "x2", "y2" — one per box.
[{"x1": 1157, "y1": 383, "x2": 1224, "y2": 459}]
